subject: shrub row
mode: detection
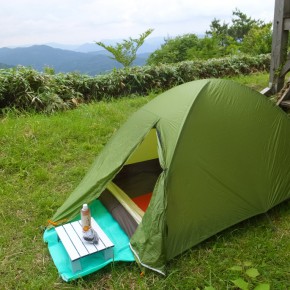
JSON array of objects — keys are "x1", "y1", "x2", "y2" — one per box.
[{"x1": 0, "y1": 54, "x2": 270, "y2": 113}]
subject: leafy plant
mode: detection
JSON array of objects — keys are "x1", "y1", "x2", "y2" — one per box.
[
  {"x1": 229, "y1": 262, "x2": 270, "y2": 290},
  {"x1": 0, "y1": 54, "x2": 270, "y2": 114},
  {"x1": 148, "y1": 9, "x2": 271, "y2": 65},
  {"x1": 147, "y1": 33, "x2": 199, "y2": 64},
  {"x1": 96, "y1": 29, "x2": 154, "y2": 67},
  {"x1": 241, "y1": 24, "x2": 272, "y2": 55}
]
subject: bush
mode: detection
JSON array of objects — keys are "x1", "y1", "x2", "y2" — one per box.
[{"x1": 0, "y1": 54, "x2": 270, "y2": 113}]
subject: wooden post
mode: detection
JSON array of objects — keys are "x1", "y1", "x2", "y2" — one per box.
[{"x1": 268, "y1": 0, "x2": 290, "y2": 94}]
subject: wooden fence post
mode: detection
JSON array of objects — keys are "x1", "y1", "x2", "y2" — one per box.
[{"x1": 268, "y1": 0, "x2": 290, "y2": 95}]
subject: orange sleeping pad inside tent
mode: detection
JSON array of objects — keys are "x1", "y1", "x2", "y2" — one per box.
[{"x1": 132, "y1": 193, "x2": 152, "y2": 212}]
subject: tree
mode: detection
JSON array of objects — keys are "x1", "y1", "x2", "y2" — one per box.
[
  {"x1": 147, "y1": 9, "x2": 271, "y2": 65},
  {"x1": 96, "y1": 29, "x2": 154, "y2": 67},
  {"x1": 228, "y1": 9, "x2": 264, "y2": 42},
  {"x1": 205, "y1": 19, "x2": 237, "y2": 57},
  {"x1": 147, "y1": 34, "x2": 199, "y2": 65},
  {"x1": 205, "y1": 9, "x2": 269, "y2": 57},
  {"x1": 186, "y1": 36, "x2": 221, "y2": 59},
  {"x1": 206, "y1": 18, "x2": 229, "y2": 47},
  {"x1": 240, "y1": 23, "x2": 272, "y2": 55},
  {"x1": 186, "y1": 35, "x2": 239, "y2": 60}
]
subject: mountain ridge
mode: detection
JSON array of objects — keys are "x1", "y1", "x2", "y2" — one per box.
[
  {"x1": 41, "y1": 36, "x2": 164, "y2": 53},
  {"x1": 0, "y1": 40, "x2": 160, "y2": 75}
]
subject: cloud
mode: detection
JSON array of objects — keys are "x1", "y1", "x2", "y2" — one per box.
[{"x1": 0, "y1": 0, "x2": 275, "y2": 47}]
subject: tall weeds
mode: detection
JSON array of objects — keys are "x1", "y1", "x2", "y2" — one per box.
[{"x1": 0, "y1": 54, "x2": 270, "y2": 113}]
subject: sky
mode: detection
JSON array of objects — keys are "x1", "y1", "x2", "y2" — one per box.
[{"x1": 0, "y1": 0, "x2": 275, "y2": 47}]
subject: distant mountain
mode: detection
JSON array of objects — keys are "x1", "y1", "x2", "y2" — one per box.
[
  {"x1": 73, "y1": 37, "x2": 165, "y2": 53},
  {"x1": 45, "y1": 42, "x2": 80, "y2": 51},
  {"x1": 0, "y1": 45, "x2": 152, "y2": 75},
  {"x1": 0, "y1": 62, "x2": 13, "y2": 69}
]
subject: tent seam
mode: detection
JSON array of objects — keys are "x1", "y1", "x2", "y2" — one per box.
[{"x1": 129, "y1": 243, "x2": 166, "y2": 276}]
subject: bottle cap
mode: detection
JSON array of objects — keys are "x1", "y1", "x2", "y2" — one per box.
[{"x1": 82, "y1": 204, "x2": 88, "y2": 210}]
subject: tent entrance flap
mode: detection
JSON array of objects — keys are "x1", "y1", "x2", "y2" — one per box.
[
  {"x1": 99, "y1": 159, "x2": 162, "y2": 237},
  {"x1": 99, "y1": 128, "x2": 163, "y2": 238},
  {"x1": 106, "y1": 181, "x2": 144, "y2": 224},
  {"x1": 125, "y1": 128, "x2": 159, "y2": 165}
]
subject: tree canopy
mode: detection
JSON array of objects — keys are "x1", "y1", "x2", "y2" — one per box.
[
  {"x1": 147, "y1": 9, "x2": 272, "y2": 65},
  {"x1": 147, "y1": 34, "x2": 199, "y2": 65}
]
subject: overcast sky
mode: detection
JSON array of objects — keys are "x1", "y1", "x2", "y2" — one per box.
[{"x1": 1, "y1": 0, "x2": 275, "y2": 47}]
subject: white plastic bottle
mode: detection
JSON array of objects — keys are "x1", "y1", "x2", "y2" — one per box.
[
  {"x1": 81, "y1": 204, "x2": 99, "y2": 243},
  {"x1": 81, "y1": 204, "x2": 91, "y2": 232}
]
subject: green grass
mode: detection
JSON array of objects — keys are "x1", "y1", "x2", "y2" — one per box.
[
  {"x1": 227, "y1": 72, "x2": 270, "y2": 92},
  {"x1": 0, "y1": 73, "x2": 289, "y2": 289}
]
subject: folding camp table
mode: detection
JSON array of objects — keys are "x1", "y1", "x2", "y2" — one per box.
[{"x1": 55, "y1": 218, "x2": 114, "y2": 272}]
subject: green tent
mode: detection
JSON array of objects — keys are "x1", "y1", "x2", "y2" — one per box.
[{"x1": 47, "y1": 79, "x2": 290, "y2": 275}]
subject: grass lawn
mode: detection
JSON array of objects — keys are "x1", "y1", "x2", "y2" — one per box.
[{"x1": 0, "y1": 73, "x2": 289, "y2": 289}]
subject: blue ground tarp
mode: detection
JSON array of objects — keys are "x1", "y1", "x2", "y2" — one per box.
[{"x1": 43, "y1": 200, "x2": 135, "y2": 281}]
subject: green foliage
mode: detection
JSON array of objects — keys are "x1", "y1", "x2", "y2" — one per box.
[
  {"x1": 0, "y1": 66, "x2": 50, "y2": 111},
  {"x1": 147, "y1": 34, "x2": 199, "y2": 64},
  {"x1": 228, "y1": 9, "x2": 265, "y2": 42},
  {"x1": 186, "y1": 35, "x2": 240, "y2": 60},
  {"x1": 241, "y1": 24, "x2": 272, "y2": 55},
  {"x1": 186, "y1": 36, "x2": 221, "y2": 59},
  {"x1": 96, "y1": 29, "x2": 154, "y2": 67},
  {"x1": 206, "y1": 18, "x2": 229, "y2": 48},
  {"x1": 231, "y1": 278, "x2": 249, "y2": 290},
  {"x1": 206, "y1": 9, "x2": 266, "y2": 44},
  {"x1": 149, "y1": 9, "x2": 271, "y2": 65},
  {"x1": 0, "y1": 54, "x2": 270, "y2": 114},
  {"x1": 43, "y1": 66, "x2": 55, "y2": 75},
  {"x1": 229, "y1": 262, "x2": 270, "y2": 290}
]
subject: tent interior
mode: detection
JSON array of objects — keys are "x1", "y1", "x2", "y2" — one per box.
[{"x1": 99, "y1": 128, "x2": 162, "y2": 237}]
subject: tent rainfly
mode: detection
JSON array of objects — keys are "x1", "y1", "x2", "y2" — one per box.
[{"x1": 45, "y1": 79, "x2": 290, "y2": 277}]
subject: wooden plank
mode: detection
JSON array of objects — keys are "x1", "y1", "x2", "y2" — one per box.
[
  {"x1": 55, "y1": 226, "x2": 80, "y2": 261},
  {"x1": 269, "y1": 0, "x2": 290, "y2": 93},
  {"x1": 62, "y1": 223, "x2": 89, "y2": 259},
  {"x1": 74, "y1": 221, "x2": 106, "y2": 254},
  {"x1": 280, "y1": 58, "x2": 290, "y2": 76},
  {"x1": 56, "y1": 217, "x2": 114, "y2": 266},
  {"x1": 284, "y1": 18, "x2": 290, "y2": 30},
  {"x1": 91, "y1": 218, "x2": 114, "y2": 249},
  {"x1": 71, "y1": 260, "x2": 82, "y2": 273},
  {"x1": 72, "y1": 221, "x2": 98, "y2": 254},
  {"x1": 280, "y1": 100, "x2": 290, "y2": 108},
  {"x1": 276, "y1": 81, "x2": 290, "y2": 106},
  {"x1": 260, "y1": 87, "x2": 272, "y2": 96},
  {"x1": 103, "y1": 247, "x2": 114, "y2": 260}
]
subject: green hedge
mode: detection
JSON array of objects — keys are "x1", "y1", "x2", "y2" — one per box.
[{"x1": 0, "y1": 54, "x2": 270, "y2": 113}]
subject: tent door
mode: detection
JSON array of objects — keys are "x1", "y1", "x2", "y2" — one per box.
[{"x1": 99, "y1": 128, "x2": 163, "y2": 237}]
